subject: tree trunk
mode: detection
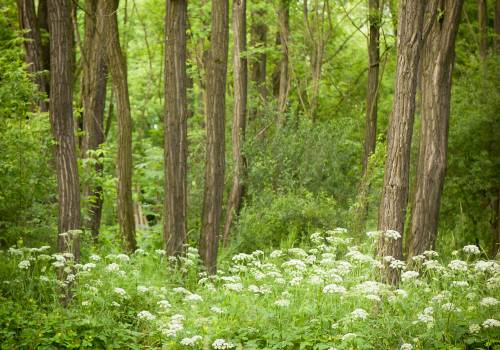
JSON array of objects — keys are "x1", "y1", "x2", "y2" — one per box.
[
  {"x1": 408, "y1": 0, "x2": 464, "y2": 259},
  {"x1": 495, "y1": 0, "x2": 500, "y2": 52},
  {"x1": 199, "y1": 0, "x2": 229, "y2": 274},
  {"x1": 164, "y1": 0, "x2": 188, "y2": 257},
  {"x1": 48, "y1": 0, "x2": 81, "y2": 258},
  {"x1": 377, "y1": 0, "x2": 426, "y2": 285},
  {"x1": 478, "y1": 0, "x2": 488, "y2": 60},
  {"x1": 97, "y1": 0, "x2": 136, "y2": 252},
  {"x1": 277, "y1": 0, "x2": 290, "y2": 124},
  {"x1": 82, "y1": 0, "x2": 107, "y2": 241},
  {"x1": 250, "y1": 3, "x2": 267, "y2": 120},
  {"x1": 222, "y1": 0, "x2": 247, "y2": 246},
  {"x1": 17, "y1": 0, "x2": 48, "y2": 111},
  {"x1": 37, "y1": 0, "x2": 50, "y2": 83},
  {"x1": 362, "y1": 0, "x2": 380, "y2": 175}
]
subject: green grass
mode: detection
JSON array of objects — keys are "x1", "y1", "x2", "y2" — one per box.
[{"x1": 0, "y1": 229, "x2": 499, "y2": 349}]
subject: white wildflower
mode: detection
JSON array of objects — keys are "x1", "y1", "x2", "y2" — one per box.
[
  {"x1": 384, "y1": 230, "x2": 401, "y2": 240},
  {"x1": 114, "y1": 287, "x2": 127, "y2": 297},
  {"x1": 212, "y1": 338, "x2": 235, "y2": 349},
  {"x1": 463, "y1": 245, "x2": 480, "y2": 255},
  {"x1": 469, "y1": 324, "x2": 480, "y2": 334},
  {"x1": 210, "y1": 306, "x2": 223, "y2": 314},
  {"x1": 137, "y1": 310, "x2": 156, "y2": 321},
  {"x1": 341, "y1": 333, "x2": 356, "y2": 341},
  {"x1": 184, "y1": 293, "x2": 203, "y2": 302},
  {"x1": 137, "y1": 285, "x2": 149, "y2": 293},
  {"x1": 105, "y1": 263, "x2": 120, "y2": 272},
  {"x1": 18, "y1": 260, "x2": 30, "y2": 269},
  {"x1": 448, "y1": 260, "x2": 468, "y2": 272},
  {"x1": 274, "y1": 299, "x2": 290, "y2": 307},
  {"x1": 401, "y1": 271, "x2": 419, "y2": 281},
  {"x1": 322, "y1": 284, "x2": 346, "y2": 295},
  {"x1": 480, "y1": 297, "x2": 499, "y2": 307},
  {"x1": 351, "y1": 308, "x2": 368, "y2": 320},
  {"x1": 270, "y1": 250, "x2": 283, "y2": 258},
  {"x1": 482, "y1": 319, "x2": 500, "y2": 328},
  {"x1": 157, "y1": 300, "x2": 171, "y2": 309},
  {"x1": 400, "y1": 343, "x2": 413, "y2": 350},
  {"x1": 224, "y1": 283, "x2": 243, "y2": 292},
  {"x1": 180, "y1": 335, "x2": 202, "y2": 346}
]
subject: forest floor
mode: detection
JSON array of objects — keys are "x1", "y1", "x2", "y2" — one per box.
[{"x1": 0, "y1": 228, "x2": 499, "y2": 349}]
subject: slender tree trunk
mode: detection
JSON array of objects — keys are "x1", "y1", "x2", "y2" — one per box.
[
  {"x1": 37, "y1": 0, "x2": 50, "y2": 84},
  {"x1": 250, "y1": 3, "x2": 267, "y2": 120},
  {"x1": 164, "y1": 0, "x2": 188, "y2": 257},
  {"x1": 377, "y1": 0, "x2": 426, "y2": 285},
  {"x1": 17, "y1": 0, "x2": 48, "y2": 111},
  {"x1": 48, "y1": 0, "x2": 81, "y2": 258},
  {"x1": 199, "y1": 0, "x2": 229, "y2": 274},
  {"x1": 277, "y1": 0, "x2": 290, "y2": 124},
  {"x1": 408, "y1": 0, "x2": 464, "y2": 259},
  {"x1": 478, "y1": 0, "x2": 488, "y2": 60},
  {"x1": 362, "y1": 0, "x2": 380, "y2": 175},
  {"x1": 495, "y1": 0, "x2": 500, "y2": 52},
  {"x1": 82, "y1": 0, "x2": 107, "y2": 241},
  {"x1": 223, "y1": 0, "x2": 247, "y2": 246},
  {"x1": 97, "y1": 0, "x2": 136, "y2": 252}
]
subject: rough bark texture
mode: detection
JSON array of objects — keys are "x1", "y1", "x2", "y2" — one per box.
[
  {"x1": 164, "y1": 0, "x2": 188, "y2": 257},
  {"x1": 408, "y1": 0, "x2": 464, "y2": 258},
  {"x1": 362, "y1": 0, "x2": 380, "y2": 175},
  {"x1": 377, "y1": 0, "x2": 426, "y2": 285},
  {"x1": 37, "y1": 0, "x2": 50, "y2": 81},
  {"x1": 478, "y1": 0, "x2": 488, "y2": 60},
  {"x1": 199, "y1": 0, "x2": 229, "y2": 274},
  {"x1": 222, "y1": 0, "x2": 247, "y2": 246},
  {"x1": 250, "y1": 3, "x2": 267, "y2": 120},
  {"x1": 97, "y1": 0, "x2": 136, "y2": 252},
  {"x1": 48, "y1": 0, "x2": 81, "y2": 258},
  {"x1": 82, "y1": 0, "x2": 107, "y2": 241},
  {"x1": 17, "y1": 0, "x2": 48, "y2": 111},
  {"x1": 276, "y1": 0, "x2": 290, "y2": 123}
]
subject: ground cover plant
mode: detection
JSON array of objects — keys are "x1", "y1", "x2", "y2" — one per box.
[{"x1": 1, "y1": 228, "x2": 498, "y2": 349}]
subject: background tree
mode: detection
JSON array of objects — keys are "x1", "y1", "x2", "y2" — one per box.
[
  {"x1": 408, "y1": 0, "x2": 464, "y2": 258},
  {"x1": 164, "y1": 0, "x2": 188, "y2": 256},
  {"x1": 377, "y1": 0, "x2": 427, "y2": 284},
  {"x1": 48, "y1": 0, "x2": 81, "y2": 257},
  {"x1": 199, "y1": 0, "x2": 229, "y2": 273},
  {"x1": 81, "y1": 0, "x2": 108, "y2": 241},
  {"x1": 97, "y1": 0, "x2": 136, "y2": 252},
  {"x1": 17, "y1": 0, "x2": 48, "y2": 111},
  {"x1": 275, "y1": 0, "x2": 290, "y2": 124},
  {"x1": 222, "y1": 0, "x2": 247, "y2": 246},
  {"x1": 249, "y1": 0, "x2": 267, "y2": 120},
  {"x1": 478, "y1": 0, "x2": 488, "y2": 60}
]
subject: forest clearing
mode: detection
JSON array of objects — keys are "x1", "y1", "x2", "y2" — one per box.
[{"x1": 0, "y1": 0, "x2": 499, "y2": 348}]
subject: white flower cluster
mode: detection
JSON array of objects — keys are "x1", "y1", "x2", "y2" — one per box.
[
  {"x1": 400, "y1": 344, "x2": 413, "y2": 350},
  {"x1": 401, "y1": 271, "x2": 419, "y2": 281},
  {"x1": 384, "y1": 230, "x2": 401, "y2": 240},
  {"x1": 180, "y1": 335, "x2": 202, "y2": 346},
  {"x1": 18, "y1": 260, "x2": 30, "y2": 269},
  {"x1": 482, "y1": 318, "x2": 500, "y2": 328},
  {"x1": 463, "y1": 245, "x2": 480, "y2": 255},
  {"x1": 448, "y1": 260, "x2": 468, "y2": 272},
  {"x1": 480, "y1": 297, "x2": 499, "y2": 307},
  {"x1": 212, "y1": 338, "x2": 235, "y2": 349},
  {"x1": 160, "y1": 314, "x2": 185, "y2": 337},
  {"x1": 322, "y1": 284, "x2": 346, "y2": 295},
  {"x1": 351, "y1": 308, "x2": 368, "y2": 320},
  {"x1": 137, "y1": 310, "x2": 156, "y2": 321}
]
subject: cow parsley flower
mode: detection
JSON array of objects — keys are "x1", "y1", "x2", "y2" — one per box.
[
  {"x1": 469, "y1": 324, "x2": 480, "y2": 334},
  {"x1": 106, "y1": 263, "x2": 120, "y2": 272},
  {"x1": 482, "y1": 319, "x2": 500, "y2": 328},
  {"x1": 224, "y1": 283, "x2": 243, "y2": 292},
  {"x1": 137, "y1": 311, "x2": 155, "y2": 321},
  {"x1": 480, "y1": 297, "x2": 499, "y2": 307},
  {"x1": 463, "y1": 245, "x2": 480, "y2": 255},
  {"x1": 323, "y1": 284, "x2": 346, "y2": 295},
  {"x1": 210, "y1": 306, "x2": 223, "y2": 314},
  {"x1": 384, "y1": 230, "x2": 401, "y2": 240},
  {"x1": 401, "y1": 271, "x2": 419, "y2": 281},
  {"x1": 180, "y1": 335, "x2": 202, "y2": 346},
  {"x1": 212, "y1": 338, "x2": 235, "y2": 349},
  {"x1": 184, "y1": 293, "x2": 203, "y2": 302},
  {"x1": 351, "y1": 308, "x2": 368, "y2": 320},
  {"x1": 270, "y1": 250, "x2": 283, "y2": 258},
  {"x1": 400, "y1": 343, "x2": 413, "y2": 350},
  {"x1": 157, "y1": 300, "x2": 171, "y2": 309},
  {"x1": 114, "y1": 287, "x2": 127, "y2": 297},
  {"x1": 341, "y1": 333, "x2": 356, "y2": 341},
  {"x1": 448, "y1": 260, "x2": 468, "y2": 272},
  {"x1": 18, "y1": 260, "x2": 30, "y2": 269},
  {"x1": 137, "y1": 285, "x2": 149, "y2": 293}
]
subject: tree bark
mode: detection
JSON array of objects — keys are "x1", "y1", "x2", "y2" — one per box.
[
  {"x1": 362, "y1": 0, "x2": 380, "y2": 175},
  {"x1": 164, "y1": 0, "x2": 188, "y2": 257},
  {"x1": 199, "y1": 0, "x2": 229, "y2": 274},
  {"x1": 222, "y1": 0, "x2": 247, "y2": 246},
  {"x1": 97, "y1": 0, "x2": 136, "y2": 252},
  {"x1": 478, "y1": 0, "x2": 488, "y2": 60},
  {"x1": 48, "y1": 0, "x2": 81, "y2": 258},
  {"x1": 250, "y1": 2, "x2": 267, "y2": 120},
  {"x1": 276, "y1": 0, "x2": 290, "y2": 124},
  {"x1": 17, "y1": 0, "x2": 48, "y2": 111},
  {"x1": 82, "y1": 0, "x2": 107, "y2": 241},
  {"x1": 377, "y1": 0, "x2": 426, "y2": 285},
  {"x1": 408, "y1": 0, "x2": 464, "y2": 259}
]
